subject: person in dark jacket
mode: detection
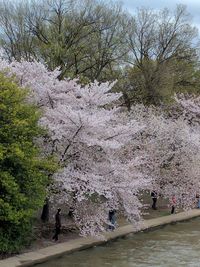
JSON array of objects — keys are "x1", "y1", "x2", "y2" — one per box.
[
  {"x1": 52, "y1": 208, "x2": 61, "y2": 241},
  {"x1": 151, "y1": 190, "x2": 158, "y2": 210}
]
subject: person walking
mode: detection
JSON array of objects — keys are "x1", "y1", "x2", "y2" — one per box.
[
  {"x1": 151, "y1": 190, "x2": 158, "y2": 210},
  {"x1": 52, "y1": 208, "x2": 61, "y2": 241}
]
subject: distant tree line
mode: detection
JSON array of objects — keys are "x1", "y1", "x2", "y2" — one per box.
[{"x1": 0, "y1": 0, "x2": 199, "y2": 105}]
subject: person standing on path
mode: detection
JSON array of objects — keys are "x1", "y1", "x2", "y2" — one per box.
[
  {"x1": 170, "y1": 195, "x2": 176, "y2": 214},
  {"x1": 108, "y1": 209, "x2": 116, "y2": 230},
  {"x1": 196, "y1": 194, "x2": 200, "y2": 208},
  {"x1": 52, "y1": 208, "x2": 61, "y2": 241},
  {"x1": 151, "y1": 190, "x2": 158, "y2": 210}
]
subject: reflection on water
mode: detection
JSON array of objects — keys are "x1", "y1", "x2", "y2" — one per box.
[{"x1": 38, "y1": 218, "x2": 200, "y2": 267}]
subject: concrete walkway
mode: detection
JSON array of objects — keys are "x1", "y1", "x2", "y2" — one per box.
[{"x1": 1, "y1": 209, "x2": 200, "y2": 267}]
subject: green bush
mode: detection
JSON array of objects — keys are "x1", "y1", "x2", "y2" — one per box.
[{"x1": 0, "y1": 73, "x2": 55, "y2": 253}]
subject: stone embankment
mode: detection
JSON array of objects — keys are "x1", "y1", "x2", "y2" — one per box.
[{"x1": 1, "y1": 209, "x2": 200, "y2": 267}]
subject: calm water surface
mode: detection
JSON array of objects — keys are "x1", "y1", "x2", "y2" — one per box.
[{"x1": 38, "y1": 218, "x2": 200, "y2": 267}]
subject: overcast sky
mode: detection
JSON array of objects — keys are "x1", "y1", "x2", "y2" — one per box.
[{"x1": 121, "y1": 0, "x2": 200, "y2": 32}]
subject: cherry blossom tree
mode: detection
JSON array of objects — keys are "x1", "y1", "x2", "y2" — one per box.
[
  {"x1": 175, "y1": 94, "x2": 200, "y2": 118},
  {"x1": 0, "y1": 57, "x2": 150, "y2": 235},
  {"x1": 131, "y1": 104, "x2": 200, "y2": 209}
]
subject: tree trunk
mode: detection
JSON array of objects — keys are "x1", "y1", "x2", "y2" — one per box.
[{"x1": 41, "y1": 198, "x2": 49, "y2": 222}]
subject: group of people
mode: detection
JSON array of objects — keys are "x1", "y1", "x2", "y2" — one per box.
[
  {"x1": 151, "y1": 191, "x2": 200, "y2": 214},
  {"x1": 151, "y1": 190, "x2": 176, "y2": 214},
  {"x1": 52, "y1": 207, "x2": 117, "y2": 241},
  {"x1": 54, "y1": 191, "x2": 195, "y2": 241}
]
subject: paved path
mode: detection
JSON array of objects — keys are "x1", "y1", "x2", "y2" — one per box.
[{"x1": 1, "y1": 209, "x2": 200, "y2": 267}]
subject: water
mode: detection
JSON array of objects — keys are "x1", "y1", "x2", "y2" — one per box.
[{"x1": 38, "y1": 218, "x2": 200, "y2": 267}]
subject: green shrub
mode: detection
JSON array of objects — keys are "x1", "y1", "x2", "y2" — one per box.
[{"x1": 0, "y1": 73, "x2": 55, "y2": 253}]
